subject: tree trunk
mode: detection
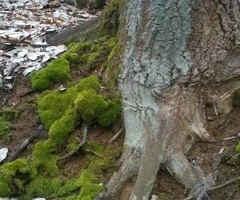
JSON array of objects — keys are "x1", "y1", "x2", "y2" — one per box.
[{"x1": 100, "y1": 0, "x2": 240, "y2": 199}]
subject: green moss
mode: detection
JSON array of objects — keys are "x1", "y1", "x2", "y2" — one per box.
[
  {"x1": 105, "y1": 42, "x2": 122, "y2": 91},
  {"x1": 86, "y1": 52, "x2": 102, "y2": 66},
  {"x1": 31, "y1": 58, "x2": 71, "y2": 92},
  {"x1": 236, "y1": 142, "x2": 240, "y2": 152},
  {"x1": 0, "y1": 116, "x2": 10, "y2": 140},
  {"x1": 48, "y1": 114, "x2": 76, "y2": 146},
  {"x1": 38, "y1": 87, "x2": 78, "y2": 129},
  {"x1": 63, "y1": 51, "x2": 80, "y2": 64},
  {"x1": 0, "y1": 159, "x2": 37, "y2": 196},
  {"x1": 33, "y1": 154, "x2": 59, "y2": 177},
  {"x1": 1, "y1": 107, "x2": 20, "y2": 121},
  {"x1": 69, "y1": 42, "x2": 93, "y2": 54},
  {"x1": 76, "y1": 75, "x2": 100, "y2": 92},
  {"x1": 57, "y1": 178, "x2": 79, "y2": 197},
  {"x1": 67, "y1": 136, "x2": 80, "y2": 152},
  {"x1": 0, "y1": 159, "x2": 37, "y2": 183},
  {"x1": 0, "y1": 180, "x2": 12, "y2": 197},
  {"x1": 100, "y1": 0, "x2": 120, "y2": 34},
  {"x1": 26, "y1": 175, "x2": 61, "y2": 198},
  {"x1": 97, "y1": 98, "x2": 121, "y2": 126},
  {"x1": 32, "y1": 140, "x2": 56, "y2": 159},
  {"x1": 105, "y1": 37, "x2": 117, "y2": 48},
  {"x1": 76, "y1": 169, "x2": 103, "y2": 199},
  {"x1": 74, "y1": 90, "x2": 108, "y2": 122}
]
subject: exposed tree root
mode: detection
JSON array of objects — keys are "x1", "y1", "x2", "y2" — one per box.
[
  {"x1": 97, "y1": 87, "x2": 219, "y2": 200},
  {"x1": 59, "y1": 123, "x2": 88, "y2": 161}
]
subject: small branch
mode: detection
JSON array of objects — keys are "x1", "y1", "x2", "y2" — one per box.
[
  {"x1": 6, "y1": 125, "x2": 44, "y2": 162},
  {"x1": 59, "y1": 123, "x2": 88, "y2": 161},
  {"x1": 108, "y1": 128, "x2": 122, "y2": 145},
  {"x1": 207, "y1": 177, "x2": 240, "y2": 192}
]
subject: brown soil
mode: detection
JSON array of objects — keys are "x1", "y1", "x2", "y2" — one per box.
[{"x1": 0, "y1": 73, "x2": 239, "y2": 200}]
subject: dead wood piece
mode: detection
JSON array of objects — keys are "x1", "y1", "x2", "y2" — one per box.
[
  {"x1": 59, "y1": 123, "x2": 88, "y2": 161},
  {"x1": 6, "y1": 125, "x2": 44, "y2": 162},
  {"x1": 108, "y1": 128, "x2": 122, "y2": 145}
]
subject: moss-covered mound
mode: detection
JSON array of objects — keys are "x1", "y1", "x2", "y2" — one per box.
[{"x1": 31, "y1": 58, "x2": 71, "y2": 92}]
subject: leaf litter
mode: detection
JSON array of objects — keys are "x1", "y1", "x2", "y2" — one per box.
[{"x1": 0, "y1": 0, "x2": 98, "y2": 90}]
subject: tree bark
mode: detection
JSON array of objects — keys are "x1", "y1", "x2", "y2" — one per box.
[{"x1": 100, "y1": 0, "x2": 240, "y2": 199}]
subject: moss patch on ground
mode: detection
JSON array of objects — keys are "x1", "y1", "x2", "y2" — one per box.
[
  {"x1": 0, "y1": 116, "x2": 10, "y2": 140},
  {"x1": 31, "y1": 58, "x2": 71, "y2": 92},
  {"x1": 2, "y1": 2, "x2": 123, "y2": 197}
]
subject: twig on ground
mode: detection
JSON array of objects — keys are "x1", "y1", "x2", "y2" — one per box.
[
  {"x1": 108, "y1": 128, "x2": 122, "y2": 145},
  {"x1": 6, "y1": 125, "x2": 44, "y2": 162},
  {"x1": 59, "y1": 123, "x2": 88, "y2": 161},
  {"x1": 226, "y1": 188, "x2": 236, "y2": 200},
  {"x1": 207, "y1": 177, "x2": 240, "y2": 192}
]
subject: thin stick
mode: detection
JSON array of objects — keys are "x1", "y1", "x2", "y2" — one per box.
[
  {"x1": 207, "y1": 177, "x2": 240, "y2": 192},
  {"x1": 6, "y1": 125, "x2": 44, "y2": 162},
  {"x1": 226, "y1": 188, "x2": 236, "y2": 200},
  {"x1": 59, "y1": 123, "x2": 88, "y2": 161},
  {"x1": 108, "y1": 128, "x2": 122, "y2": 144}
]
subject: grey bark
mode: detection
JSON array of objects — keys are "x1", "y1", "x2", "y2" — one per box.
[{"x1": 100, "y1": 0, "x2": 240, "y2": 199}]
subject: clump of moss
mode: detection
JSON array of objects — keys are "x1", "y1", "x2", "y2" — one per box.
[
  {"x1": 63, "y1": 51, "x2": 80, "y2": 64},
  {"x1": 100, "y1": 0, "x2": 120, "y2": 34},
  {"x1": 76, "y1": 169, "x2": 103, "y2": 199},
  {"x1": 76, "y1": 75, "x2": 100, "y2": 92},
  {"x1": 74, "y1": 90, "x2": 108, "y2": 122},
  {"x1": 97, "y1": 98, "x2": 121, "y2": 126},
  {"x1": 68, "y1": 41, "x2": 93, "y2": 55},
  {"x1": 0, "y1": 180, "x2": 12, "y2": 197},
  {"x1": 31, "y1": 58, "x2": 70, "y2": 92},
  {"x1": 236, "y1": 142, "x2": 240, "y2": 152},
  {"x1": 0, "y1": 159, "x2": 37, "y2": 197},
  {"x1": 48, "y1": 113, "x2": 76, "y2": 146},
  {"x1": 66, "y1": 37, "x2": 117, "y2": 69},
  {"x1": 0, "y1": 116, "x2": 10, "y2": 140},
  {"x1": 57, "y1": 178, "x2": 79, "y2": 197},
  {"x1": 25, "y1": 175, "x2": 61, "y2": 198},
  {"x1": 38, "y1": 87, "x2": 78, "y2": 129}
]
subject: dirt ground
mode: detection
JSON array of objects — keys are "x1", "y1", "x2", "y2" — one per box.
[{"x1": 0, "y1": 72, "x2": 239, "y2": 200}]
